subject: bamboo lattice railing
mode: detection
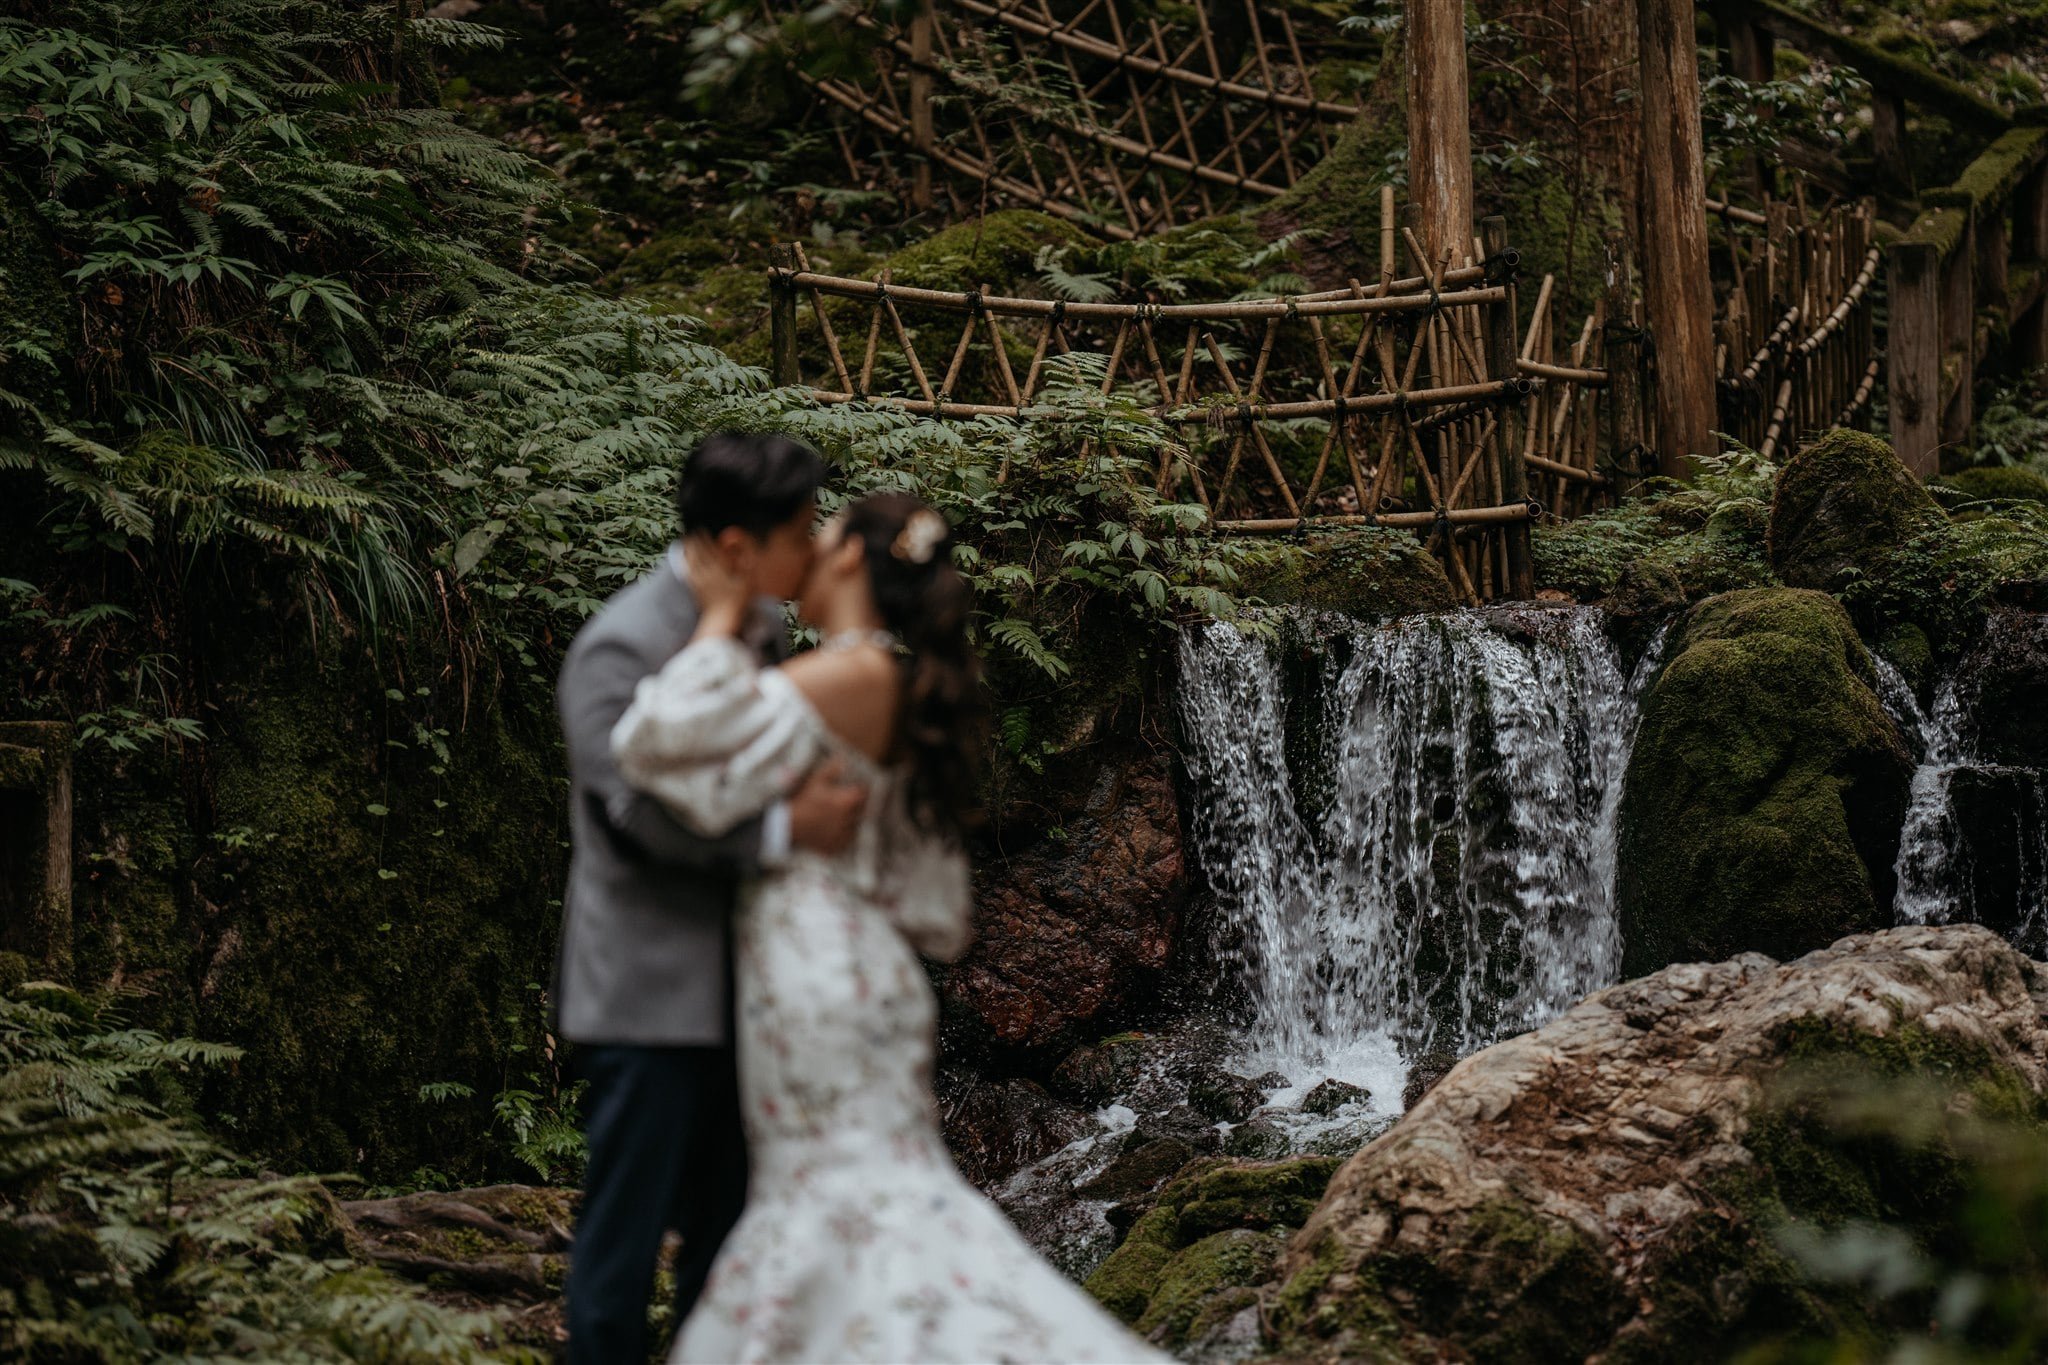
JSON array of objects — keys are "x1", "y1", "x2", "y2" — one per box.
[
  {"x1": 782, "y1": 0, "x2": 1360, "y2": 238},
  {"x1": 1712, "y1": 198, "x2": 1884, "y2": 461},
  {"x1": 768, "y1": 200, "x2": 1627, "y2": 601}
]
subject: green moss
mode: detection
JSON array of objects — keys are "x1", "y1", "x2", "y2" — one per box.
[
  {"x1": 1767, "y1": 430, "x2": 1945, "y2": 596},
  {"x1": 1934, "y1": 464, "x2": 2048, "y2": 503},
  {"x1": 1085, "y1": 1155, "x2": 1343, "y2": 1329},
  {"x1": 875, "y1": 209, "x2": 1092, "y2": 294},
  {"x1": 1085, "y1": 1205, "x2": 1181, "y2": 1323},
  {"x1": 1617, "y1": 588, "x2": 1914, "y2": 976},
  {"x1": 1244, "y1": 528, "x2": 1454, "y2": 618},
  {"x1": 1135, "y1": 1227, "x2": 1284, "y2": 1348}
]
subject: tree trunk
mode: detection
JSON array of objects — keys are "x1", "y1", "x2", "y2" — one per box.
[
  {"x1": 1406, "y1": 0, "x2": 1473, "y2": 266},
  {"x1": 1635, "y1": 0, "x2": 1717, "y2": 476}
]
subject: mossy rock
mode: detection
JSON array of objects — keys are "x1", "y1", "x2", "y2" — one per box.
[
  {"x1": 1245, "y1": 528, "x2": 1455, "y2": 618},
  {"x1": 874, "y1": 209, "x2": 1093, "y2": 294},
  {"x1": 1084, "y1": 1154, "x2": 1340, "y2": 1338},
  {"x1": 1617, "y1": 588, "x2": 1913, "y2": 976},
  {"x1": 1933, "y1": 463, "x2": 2048, "y2": 505},
  {"x1": 1767, "y1": 429, "x2": 1945, "y2": 595}
]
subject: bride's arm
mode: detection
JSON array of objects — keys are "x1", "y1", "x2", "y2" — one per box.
[{"x1": 611, "y1": 636, "x2": 826, "y2": 838}]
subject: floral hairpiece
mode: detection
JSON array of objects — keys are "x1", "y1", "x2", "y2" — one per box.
[{"x1": 890, "y1": 508, "x2": 949, "y2": 566}]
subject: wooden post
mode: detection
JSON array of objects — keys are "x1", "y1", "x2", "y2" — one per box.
[
  {"x1": 1602, "y1": 229, "x2": 1647, "y2": 485},
  {"x1": 1870, "y1": 89, "x2": 1915, "y2": 201},
  {"x1": 909, "y1": 5, "x2": 936, "y2": 214},
  {"x1": 1940, "y1": 210, "x2": 1976, "y2": 455},
  {"x1": 769, "y1": 243, "x2": 801, "y2": 388},
  {"x1": 0, "y1": 722, "x2": 73, "y2": 980},
  {"x1": 1480, "y1": 215, "x2": 1533, "y2": 598},
  {"x1": 1636, "y1": 0, "x2": 1719, "y2": 477},
  {"x1": 2015, "y1": 162, "x2": 2048, "y2": 365},
  {"x1": 1887, "y1": 239, "x2": 1942, "y2": 479},
  {"x1": 1405, "y1": 0, "x2": 1472, "y2": 265}
]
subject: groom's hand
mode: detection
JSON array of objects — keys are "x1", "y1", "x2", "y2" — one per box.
[{"x1": 788, "y1": 758, "x2": 868, "y2": 856}]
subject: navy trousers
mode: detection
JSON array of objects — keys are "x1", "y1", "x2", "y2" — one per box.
[{"x1": 565, "y1": 1042, "x2": 748, "y2": 1364}]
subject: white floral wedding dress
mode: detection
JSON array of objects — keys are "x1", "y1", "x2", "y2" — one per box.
[{"x1": 613, "y1": 637, "x2": 1170, "y2": 1365}]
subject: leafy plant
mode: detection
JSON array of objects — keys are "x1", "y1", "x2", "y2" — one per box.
[{"x1": 0, "y1": 981, "x2": 521, "y2": 1361}]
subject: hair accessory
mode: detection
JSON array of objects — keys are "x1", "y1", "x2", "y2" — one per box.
[{"x1": 890, "y1": 508, "x2": 949, "y2": 566}]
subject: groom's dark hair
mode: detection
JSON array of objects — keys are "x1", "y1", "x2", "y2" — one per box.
[{"x1": 675, "y1": 432, "x2": 827, "y2": 539}]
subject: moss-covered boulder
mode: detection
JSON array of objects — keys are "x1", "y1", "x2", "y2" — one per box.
[
  {"x1": 1934, "y1": 464, "x2": 2048, "y2": 505},
  {"x1": 1768, "y1": 429, "x2": 1945, "y2": 594},
  {"x1": 1085, "y1": 1155, "x2": 1341, "y2": 1352},
  {"x1": 875, "y1": 209, "x2": 1092, "y2": 294},
  {"x1": 1617, "y1": 588, "x2": 1913, "y2": 976},
  {"x1": 1264, "y1": 925, "x2": 2048, "y2": 1364},
  {"x1": 1244, "y1": 528, "x2": 1455, "y2": 618}
]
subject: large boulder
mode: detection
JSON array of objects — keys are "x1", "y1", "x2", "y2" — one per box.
[
  {"x1": 1767, "y1": 429, "x2": 1943, "y2": 594},
  {"x1": 1965, "y1": 610, "x2": 2048, "y2": 769},
  {"x1": 1264, "y1": 925, "x2": 2048, "y2": 1363},
  {"x1": 1617, "y1": 589, "x2": 1913, "y2": 975}
]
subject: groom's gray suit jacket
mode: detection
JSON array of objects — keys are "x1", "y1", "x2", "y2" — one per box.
[{"x1": 554, "y1": 557, "x2": 786, "y2": 1047}]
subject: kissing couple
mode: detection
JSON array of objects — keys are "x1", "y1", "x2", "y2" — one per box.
[{"x1": 551, "y1": 433, "x2": 1167, "y2": 1363}]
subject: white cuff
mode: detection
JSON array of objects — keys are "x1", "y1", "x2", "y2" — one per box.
[{"x1": 760, "y1": 800, "x2": 793, "y2": 869}]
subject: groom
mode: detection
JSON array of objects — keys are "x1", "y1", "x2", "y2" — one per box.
[{"x1": 553, "y1": 432, "x2": 864, "y2": 1363}]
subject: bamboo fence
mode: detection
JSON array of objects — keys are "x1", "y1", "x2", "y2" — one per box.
[
  {"x1": 1712, "y1": 198, "x2": 1883, "y2": 462},
  {"x1": 777, "y1": 0, "x2": 1358, "y2": 238},
  {"x1": 769, "y1": 197, "x2": 1629, "y2": 601}
]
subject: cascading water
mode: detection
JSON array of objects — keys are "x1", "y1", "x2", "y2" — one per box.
[
  {"x1": 1176, "y1": 606, "x2": 1660, "y2": 1083},
  {"x1": 1880, "y1": 624, "x2": 2048, "y2": 954}
]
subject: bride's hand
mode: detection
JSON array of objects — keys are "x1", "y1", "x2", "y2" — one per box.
[{"x1": 684, "y1": 536, "x2": 752, "y2": 639}]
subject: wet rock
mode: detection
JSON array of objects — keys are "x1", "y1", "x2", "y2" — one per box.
[
  {"x1": 1188, "y1": 1071, "x2": 1266, "y2": 1123},
  {"x1": 941, "y1": 762, "x2": 1187, "y2": 1057},
  {"x1": 1943, "y1": 769, "x2": 2048, "y2": 956},
  {"x1": 1968, "y1": 611, "x2": 2048, "y2": 768},
  {"x1": 1126, "y1": 1104, "x2": 1220, "y2": 1154},
  {"x1": 1300, "y1": 1078, "x2": 1369, "y2": 1115},
  {"x1": 1076, "y1": 1137, "x2": 1200, "y2": 1202},
  {"x1": 1048, "y1": 1033, "x2": 1157, "y2": 1108},
  {"x1": 1618, "y1": 588, "x2": 1913, "y2": 974},
  {"x1": 1265, "y1": 925, "x2": 2048, "y2": 1363},
  {"x1": 937, "y1": 1072, "x2": 1095, "y2": 1188},
  {"x1": 1222, "y1": 1117, "x2": 1291, "y2": 1161},
  {"x1": 1400, "y1": 1050, "x2": 1459, "y2": 1110},
  {"x1": 1767, "y1": 429, "x2": 1943, "y2": 595}
]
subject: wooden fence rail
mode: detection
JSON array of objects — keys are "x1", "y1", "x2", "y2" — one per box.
[
  {"x1": 765, "y1": 200, "x2": 1643, "y2": 600},
  {"x1": 778, "y1": 0, "x2": 1358, "y2": 238}
]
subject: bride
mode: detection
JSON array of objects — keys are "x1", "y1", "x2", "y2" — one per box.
[{"x1": 612, "y1": 491, "x2": 1169, "y2": 1364}]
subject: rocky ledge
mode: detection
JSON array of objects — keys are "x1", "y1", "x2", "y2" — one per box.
[{"x1": 1258, "y1": 924, "x2": 2048, "y2": 1362}]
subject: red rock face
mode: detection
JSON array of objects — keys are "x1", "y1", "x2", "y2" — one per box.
[{"x1": 942, "y1": 759, "x2": 1188, "y2": 1058}]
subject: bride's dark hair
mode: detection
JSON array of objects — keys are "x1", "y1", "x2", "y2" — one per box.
[{"x1": 840, "y1": 492, "x2": 985, "y2": 837}]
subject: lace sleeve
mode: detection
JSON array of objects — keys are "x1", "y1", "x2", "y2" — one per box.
[
  {"x1": 611, "y1": 636, "x2": 824, "y2": 838},
  {"x1": 876, "y1": 795, "x2": 974, "y2": 962}
]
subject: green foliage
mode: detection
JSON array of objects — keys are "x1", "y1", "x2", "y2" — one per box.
[
  {"x1": 1701, "y1": 66, "x2": 1871, "y2": 180},
  {"x1": 0, "y1": 981, "x2": 520, "y2": 1362},
  {"x1": 1534, "y1": 446, "x2": 1779, "y2": 599},
  {"x1": 1737, "y1": 1034, "x2": 2048, "y2": 1364}
]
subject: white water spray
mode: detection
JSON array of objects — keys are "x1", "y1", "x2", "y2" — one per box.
[{"x1": 1176, "y1": 607, "x2": 1659, "y2": 1075}]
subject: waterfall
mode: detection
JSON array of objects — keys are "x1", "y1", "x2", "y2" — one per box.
[
  {"x1": 1176, "y1": 607, "x2": 1657, "y2": 1078},
  {"x1": 1881, "y1": 628, "x2": 2048, "y2": 955}
]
